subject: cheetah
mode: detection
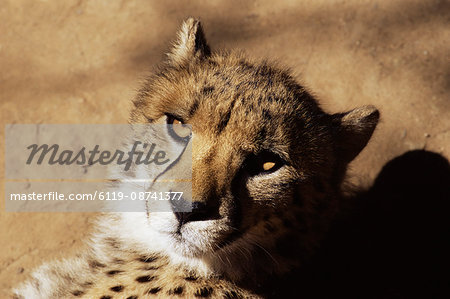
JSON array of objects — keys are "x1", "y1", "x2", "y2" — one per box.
[{"x1": 13, "y1": 18, "x2": 379, "y2": 298}]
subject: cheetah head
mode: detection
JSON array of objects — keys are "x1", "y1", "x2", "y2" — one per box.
[{"x1": 119, "y1": 18, "x2": 379, "y2": 281}]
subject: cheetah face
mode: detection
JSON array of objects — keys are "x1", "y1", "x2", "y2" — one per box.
[{"x1": 128, "y1": 19, "x2": 378, "y2": 271}]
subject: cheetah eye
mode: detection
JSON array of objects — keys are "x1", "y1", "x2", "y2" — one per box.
[
  {"x1": 166, "y1": 114, "x2": 191, "y2": 141},
  {"x1": 262, "y1": 161, "x2": 276, "y2": 171},
  {"x1": 245, "y1": 151, "x2": 284, "y2": 175}
]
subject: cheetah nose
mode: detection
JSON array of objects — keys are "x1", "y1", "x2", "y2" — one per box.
[{"x1": 173, "y1": 201, "x2": 215, "y2": 226}]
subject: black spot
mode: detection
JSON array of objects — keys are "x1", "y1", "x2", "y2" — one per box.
[
  {"x1": 173, "y1": 286, "x2": 183, "y2": 295},
  {"x1": 202, "y1": 86, "x2": 215, "y2": 95},
  {"x1": 217, "y1": 111, "x2": 232, "y2": 133},
  {"x1": 110, "y1": 285, "x2": 124, "y2": 292},
  {"x1": 168, "y1": 286, "x2": 184, "y2": 295},
  {"x1": 126, "y1": 296, "x2": 138, "y2": 299},
  {"x1": 148, "y1": 287, "x2": 161, "y2": 294},
  {"x1": 262, "y1": 108, "x2": 272, "y2": 120},
  {"x1": 72, "y1": 290, "x2": 84, "y2": 296},
  {"x1": 184, "y1": 275, "x2": 198, "y2": 281},
  {"x1": 100, "y1": 296, "x2": 111, "y2": 299},
  {"x1": 257, "y1": 127, "x2": 267, "y2": 141},
  {"x1": 224, "y1": 290, "x2": 241, "y2": 298},
  {"x1": 266, "y1": 93, "x2": 282, "y2": 103},
  {"x1": 217, "y1": 97, "x2": 238, "y2": 134},
  {"x1": 195, "y1": 286, "x2": 213, "y2": 297},
  {"x1": 255, "y1": 64, "x2": 270, "y2": 76},
  {"x1": 89, "y1": 260, "x2": 106, "y2": 269},
  {"x1": 239, "y1": 60, "x2": 254, "y2": 70},
  {"x1": 189, "y1": 100, "x2": 200, "y2": 117},
  {"x1": 106, "y1": 270, "x2": 123, "y2": 276},
  {"x1": 137, "y1": 256, "x2": 157, "y2": 263},
  {"x1": 136, "y1": 275, "x2": 155, "y2": 283}
]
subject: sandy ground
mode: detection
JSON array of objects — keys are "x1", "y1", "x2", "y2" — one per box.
[{"x1": 0, "y1": 0, "x2": 449, "y2": 296}]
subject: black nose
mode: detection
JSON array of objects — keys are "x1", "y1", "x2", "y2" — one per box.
[{"x1": 173, "y1": 201, "x2": 215, "y2": 226}]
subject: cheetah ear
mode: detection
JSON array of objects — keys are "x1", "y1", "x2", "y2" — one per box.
[
  {"x1": 168, "y1": 18, "x2": 211, "y2": 64},
  {"x1": 332, "y1": 105, "x2": 380, "y2": 163}
]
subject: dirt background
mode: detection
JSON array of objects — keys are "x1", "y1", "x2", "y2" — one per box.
[{"x1": 0, "y1": 0, "x2": 448, "y2": 295}]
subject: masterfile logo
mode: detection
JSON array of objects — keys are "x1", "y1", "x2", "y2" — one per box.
[{"x1": 5, "y1": 124, "x2": 192, "y2": 212}]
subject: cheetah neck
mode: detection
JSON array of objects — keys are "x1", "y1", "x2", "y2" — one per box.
[{"x1": 92, "y1": 212, "x2": 308, "y2": 288}]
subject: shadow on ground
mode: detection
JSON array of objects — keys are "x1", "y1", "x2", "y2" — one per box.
[{"x1": 270, "y1": 150, "x2": 450, "y2": 298}]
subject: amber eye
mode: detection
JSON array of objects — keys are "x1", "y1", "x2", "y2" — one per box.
[
  {"x1": 245, "y1": 151, "x2": 284, "y2": 175},
  {"x1": 262, "y1": 161, "x2": 276, "y2": 171},
  {"x1": 166, "y1": 114, "x2": 191, "y2": 141}
]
